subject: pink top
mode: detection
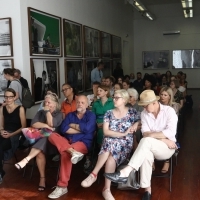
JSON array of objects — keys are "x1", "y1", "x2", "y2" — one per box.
[{"x1": 141, "y1": 103, "x2": 178, "y2": 142}]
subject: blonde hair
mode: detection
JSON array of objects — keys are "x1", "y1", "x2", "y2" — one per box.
[
  {"x1": 44, "y1": 93, "x2": 61, "y2": 110},
  {"x1": 114, "y1": 89, "x2": 129, "y2": 104},
  {"x1": 159, "y1": 86, "x2": 175, "y2": 107},
  {"x1": 127, "y1": 88, "x2": 139, "y2": 101}
]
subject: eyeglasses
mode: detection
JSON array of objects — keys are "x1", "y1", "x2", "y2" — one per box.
[
  {"x1": 4, "y1": 96, "x2": 14, "y2": 100},
  {"x1": 61, "y1": 87, "x2": 71, "y2": 92},
  {"x1": 113, "y1": 97, "x2": 123, "y2": 101},
  {"x1": 129, "y1": 96, "x2": 133, "y2": 98}
]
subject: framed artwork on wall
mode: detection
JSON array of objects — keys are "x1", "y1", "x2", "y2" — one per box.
[
  {"x1": 0, "y1": 18, "x2": 13, "y2": 57},
  {"x1": 111, "y1": 35, "x2": 121, "y2": 59},
  {"x1": 101, "y1": 32, "x2": 111, "y2": 58},
  {"x1": 143, "y1": 50, "x2": 169, "y2": 69},
  {"x1": 173, "y1": 49, "x2": 200, "y2": 69},
  {"x1": 102, "y1": 60, "x2": 112, "y2": 78},
  {"x1": 64, "y1": 60, "x2": 84, "y2": 93},
  {"x1": 30, "y1": 58, "x2": 60, "y2": 103},
  {"x1": 85, "y1": 59, "x2": 98, "y2": 91},
  {"x1": 0, "y1": 59, "x2": 14, "y2": 96},
  {"x1": 28, "y1": 7, "x2": 62, "y2": 57},
  {"x1": 83, "y1": 26, "x2": 100, "y2": 58},
  {"x1": 63, "y1": 19, "x2": 82, "y2": 57}
]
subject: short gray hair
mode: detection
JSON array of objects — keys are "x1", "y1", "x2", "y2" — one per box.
[
  {"x1": 114, "y1": 89, "x2": 129, "y2": 104},
  {"x1": 127, "y1": 88, "x2": 139, "y2": 100}
]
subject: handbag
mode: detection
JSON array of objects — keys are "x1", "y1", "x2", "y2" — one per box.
[{"x1": 22, "y1": 127, "x2": 54, "y2": 144}]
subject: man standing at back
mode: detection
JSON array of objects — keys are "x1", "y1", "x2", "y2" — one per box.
[
  {"x1": 91, "y1": 61, "x2": 104, "y2": 85},
  {"x1": 14, "y1": 69, "x2": 29, "y2": 88}
]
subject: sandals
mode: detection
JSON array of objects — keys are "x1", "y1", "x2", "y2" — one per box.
[
  {"x1": 161, "y1": 160, "x2": 170, "y2": 173},
  {"x1": 38, "y1": 177, "x2": 46, "y2": 191},
  {"x1": 15, "y1": 157, "x2": 29, "y2": 170}
]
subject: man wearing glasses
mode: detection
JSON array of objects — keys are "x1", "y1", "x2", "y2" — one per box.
[
  {"x1": 104, "y1": 90, "x2": 178, "y2": 200},
  {"x1": 91, "y1": 61, "x2": 104, "y2": 85}
]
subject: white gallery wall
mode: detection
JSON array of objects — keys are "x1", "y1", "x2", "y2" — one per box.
[
  {"x1": 133, "y1": 3, "x2": 200, "y2": 88},
  {"x1": 0, "y1": 0, "x2": 134, "y2": 118}
]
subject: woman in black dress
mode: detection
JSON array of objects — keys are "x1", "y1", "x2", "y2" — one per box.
[
  {"x1": 0, "y1": 88, "x2": 26, "y2": 184},
  {"x1": 15, "y1": 93, "x2": 62, "y2": 191}
]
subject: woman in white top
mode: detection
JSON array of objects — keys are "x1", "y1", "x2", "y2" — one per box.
[{"x1": 3, "y1": 68, "x2": 22, "y2": 106}]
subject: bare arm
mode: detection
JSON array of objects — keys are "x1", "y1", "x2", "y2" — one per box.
[
  {"x1": 0, "y1": 107, "x2": 4, "y2": 131},
  {"x1": 103, "y1": 122, "x2": 140, "y2": 138},
  {"x1": 66, "y1": 128, "x2": 81, "y2": 134},
  {"x1": 32, "y1": 122, "x2": 54, "y2": 131},
  {"x1": 45, "y1": 111, "x2": 53, "y2": 127}
]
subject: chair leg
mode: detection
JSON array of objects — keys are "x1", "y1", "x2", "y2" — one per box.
[
  {"x1": 56, "y1": 162, "x2": 60, "y2": 182},
  {"x1": 169, "y1": 156, "x2": 173, "y2": 192},
  {"x1": 30, "y1": 159, "x2": 36, "y2": 179}
]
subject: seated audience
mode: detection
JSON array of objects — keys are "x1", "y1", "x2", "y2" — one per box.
[
  {"x1": 170, "y1": 80, "x2": 184, "y2": 109},
  {"x1": 160, "y1": 74, "x2": 168, "y2": 87},
  {"x1": 159, "y1": 86, "x2": 180, "y2": 173},
  {"x1": 81, "y1": 90, "x2": 140, "y2": 200},
  {"x1": 101, "y1": 78, "x2": 106, "y2": 85},
  {"x1": 3, "y1": 68, "x2": 22, "y2": 106},
  {"x1": 105, "y1": 90, "x2": 178, "y2": 200},
  {"x1": 143, "y1": 75, "x2": 158, "y2": 95},
  {"x1": 15, "y1": 93, "x2": 62, "y2": 191},
  {"x1": 47, "y1": 95, "x2": 96, "y2": 199},
  {"x1": 61, "y1": 83, "x2": 77, "y2": 118},
  {"x1": 165, "y1": 70, "x2": 172, "y2": 84},
  {"x1": 117, "y1": 76, "x2": 123, "y2": 84},
  {"x1": 114, "y1": 83, "x2": 123, "y2": 93},
  {"x1": 92, "y1": 85, "x2": 114, "y2": 145},
  {"x1": 126, "y1": 88, "x2": 143, "y2": 112},
  {"x1": 0, "y1": 88, "x2": 26, "y2": 184},
  {"x1": 87, "y1": 81, "x2": 100, "y2": 107},
  {"x1": 122, "y1": 80, "x2": 130, "y2": 90},
  {"x1": 129, "y1": 73, "x2": 135, "y2": 85},
  {"x1": 105, "y1": 76, "x2": 114, "y2": 97}
]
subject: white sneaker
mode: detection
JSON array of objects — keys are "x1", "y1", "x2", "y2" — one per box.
[
  {"x1": 52, "y1": 154, "x2": 60, "y2": 162},
  {"x1": 71, "y1": 151, "x2": 84, "y2": 164},
  {"x1": 48, "y1": 186, "x2": 68, "y2": 199}
]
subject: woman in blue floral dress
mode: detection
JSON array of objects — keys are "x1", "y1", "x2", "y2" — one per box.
[{"x1": 81, "y1": 89, "x2": 141, "y2": 200}]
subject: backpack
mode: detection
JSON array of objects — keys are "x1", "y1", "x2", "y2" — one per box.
[{"x1": 14, "y1": 80, "x2": 35, "y2": 108}]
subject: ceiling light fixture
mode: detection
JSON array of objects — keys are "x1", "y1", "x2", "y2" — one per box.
[
  {"x1": 126, "y1": 0, "x2": 155, "y2": 20},
  {"x1": 181, "y1": 0, "x2": 193, "y2": 18}
]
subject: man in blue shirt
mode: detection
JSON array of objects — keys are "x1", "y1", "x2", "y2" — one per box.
[
  {"x1": 48, "y1": 95, "x2": 96, "y2": 199},
  {"x1": 91, "y1": 61, "x2": 104, "y2": 85}
]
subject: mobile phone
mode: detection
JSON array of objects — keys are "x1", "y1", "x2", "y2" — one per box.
[{"x1": 176, "y1": 142, "x2": 180, "y2": 149}]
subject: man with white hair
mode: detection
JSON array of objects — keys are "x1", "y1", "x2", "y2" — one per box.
[
  {"x1": 105, "y1": 90, "x2": 178, "y2": 200},
  {"x1": 48, "y1": 95, "x2": 96, "y2": 199}
]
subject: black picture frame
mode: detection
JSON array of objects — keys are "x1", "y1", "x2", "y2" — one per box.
[{"x1": 30, "y1": 58, "x2": 60, "y2": 103}]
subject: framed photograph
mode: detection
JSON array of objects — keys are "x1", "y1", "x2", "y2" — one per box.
[
  {"x1": 64, "y1": 60, "x2": 84, "y2": 93},
  {"x1": 28, "y1": 7, "x2": 62, "y2": 57},
  {"x1": 0, "y1": 18, "x2": 13, "y2": 57},
  {"x1": 85, "y1": 59, "x2": 98, "y2": 91},
  {"x1": 111, "y1": 35, "x2": 121, "y2": 59},
  {"x1": 0, "y1": 59, "x2": 14, "y2": 96},
  {"x1": 173, "y1": 49, "x2": 200, "y2": 69},
  {"x1": 63, "y1": 19, "x2": 82, "y2": 57},
  {"x1": 83, "y1": 26, "x2": 100, "y2": 58},
  {"x1": 30, "y1": 58, "x2": 60, "y2": 103},
  {"x1": 101, "y1": 32, "x2": 111, "y2": 58},
  {"x1": 103, "y1": 60, "x2": 112, "y2": 78},
  {"x1": 143, "y1": 50, "x2": 169, "y2": 69}
]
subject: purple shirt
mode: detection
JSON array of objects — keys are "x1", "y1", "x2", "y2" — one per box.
[{"x1": 60, "y1": 110, "x2": 96, "y2": 150}]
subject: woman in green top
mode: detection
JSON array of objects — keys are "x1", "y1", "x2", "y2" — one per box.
[{"x1": 92, "y1": 85, "x2": 114, "y2": 145}]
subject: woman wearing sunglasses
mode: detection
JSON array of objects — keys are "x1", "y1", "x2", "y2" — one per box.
[
  {"x1": 81, "y1": 89, "x2": 140, "y2": 200},
  {"x1": 0, "y1": 88, "x2": 26, "y2": 184},
  {"x1": 15, "y1": 93, "x2": 62, "y2": 191}
]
